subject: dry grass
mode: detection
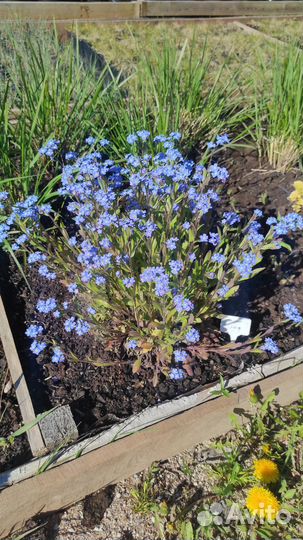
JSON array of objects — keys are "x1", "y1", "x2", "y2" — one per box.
[
  {"x1": 252, "y1": 17, "x2": 303, "y2": 46},
  {"x1": 70, "y1": 20, "x2": 276, "y2": 89}
]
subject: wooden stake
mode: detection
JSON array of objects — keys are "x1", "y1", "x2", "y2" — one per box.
[{"x1": 0, "y1": 296, "x2": 46, "y2": 456}]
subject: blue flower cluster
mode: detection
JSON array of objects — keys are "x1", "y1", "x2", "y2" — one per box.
[
  {"x1": 140, "y1": 266, "x2": 170, "y2": 297},
  {"x1": 30, "y1": 340, "x2": 47, "y2": 355},
  {"x1": 233, "y1": 252, "x2": 257, "y2": 279},
  {"x1": 39, "y1": 139, "x2": 60, "y2": 159},
  {"x1": 273, "y1": 213, "x2": 303, "y2": 236},
  {"x1": 2, "y1": 132, "x2": 303, "y2": 376},
  {"x1": 36, "y1": 298, "x2": 57, "y2": 314},
  {"x1": 261, "y1": 337, "x2": 280, "y2": 355},
  {"x1": 208, "y1": 164, "x2": 229, "y2": 183},
  {"x1": 52, "y1": 347, "x2": 65, "y2": 364},
  {"x1": 185, "y1": 328, "x2": 200, "y2": 343},
  {"x1": 28, "y1": 252, "x2": 47, "y2": 264},
  {"x1": 0, "y1": 191, "x2": 9, "y2": 212},
  {"x1": 246, "y1": 221, "x2": 264, "y2": 247},
  {"x1": 207, "y1": 134, "x2": 230, "y2": 149},
  {"x1": 25, "y1": 324, "x2": 43, "y2": 338},
  {"x1": 169, "y1": 367, "x2": 185, "y2": 380},
  {"x1": 38, "y1": 265, "x2": 56, "y2": 281},
  {"x1": 174, "y1": 349, "x2": 188, "y2": 362},
  {"x1": 283, "y1": 303, "x2": 302, "y2": 324},
  {"x1": 222, "y1": 211, "x2": 241, "y2": 226},
  {"x1": 64, "y1": 317, "x2": 90, "y2": 336}
]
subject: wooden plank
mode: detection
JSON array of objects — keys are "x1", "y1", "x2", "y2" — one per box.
[
  {"x1": 0, "y1": 1, "x2": 303, "y2": 21},
  {"x1": 0, "y1": 296, "x2": 46, "y2": 456},
  {"x1": 0, "y1": 362, "x2": 302, "y2": 538},
  {"x1": 142, "y1": 1, "x2": 303, "y2": 18},
  {"x1": 0, "y1": 2, "x2": 140, "y2": 21},
  {"x1": 234, "y1": 20, "x2": 289, "y2": 45},
  {"x1": 1, "y1": 344, "x2": 302, "y2": 488}
]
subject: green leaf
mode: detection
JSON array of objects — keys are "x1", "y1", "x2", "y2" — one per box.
[
  {"x1": 10, "y1": 409, "x2": 54, "y2": 438},
  {"x1": 283, "y1": 489, "x2": 296, "y2": 500},
  {"x1": 224, "y1": 285, "x2": 239, "y2": 299},
  {"x1": 279, "y1": 241, "x2": 292, "y2": 252},
  {"x1": 95, "y1": 298, "x2": 113, "y2": 310},
  {"x1": 181, "y1": 521, "x2": 194, "y2": 540}
]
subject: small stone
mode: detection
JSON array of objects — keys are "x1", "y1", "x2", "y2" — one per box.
[{"x1": 39, "y1": 405, "x2": 78, "y2": 450}]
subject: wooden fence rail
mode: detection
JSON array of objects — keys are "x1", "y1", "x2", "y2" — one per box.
[
  {"x1": 0, "y1": 1, "x2": 302, "y2": 21},
  {"x1": 1, "y1": 361, "x2": 303, "y2": 538}
]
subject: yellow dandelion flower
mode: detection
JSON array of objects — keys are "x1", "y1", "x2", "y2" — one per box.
[
  {"x1": 246, "y1": 486, "x2": 281, "y2": 520},
  {"x1": 254, "y1": 459, "x2": 280, "y2": 484},
  {"x1": 288, "y1": 180, "x2": 303, "y2": 212}
]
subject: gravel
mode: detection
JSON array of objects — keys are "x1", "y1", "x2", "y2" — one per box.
[{"x1": 21, "y1": 442, "x2": 218, "y2": 540}]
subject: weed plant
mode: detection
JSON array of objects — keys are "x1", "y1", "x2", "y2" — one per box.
[{"x1": 131, "y1": 391, "x2": 303, "y2": 540}]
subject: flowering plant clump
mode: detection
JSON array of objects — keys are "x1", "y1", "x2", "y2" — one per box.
[{"x1": 1, "y1": 132, "x2": 303, "y2": 383}]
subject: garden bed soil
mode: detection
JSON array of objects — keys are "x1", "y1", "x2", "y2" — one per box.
[
  {"x1": 1, "y1": 148, "x2": 303, "y2": 471},
  {"x1": 0, "y1": 344, "x2": 31, "y2": 472},
  {"x1": 224, "y1": 147, "x2": 303, "y2": 334}
]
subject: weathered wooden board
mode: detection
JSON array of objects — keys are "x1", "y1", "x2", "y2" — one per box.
[
  {"x1": 0, "y1": 2, "x2": 140, "y2": 21},
  {"x1": 142, "y1": 1, "x2": 303, "y2": 18},
  {"x1": 0, "y1": 361, "x2": 302, "y2": 539},
  {"x1": 0, "y1": 296, "x2": 45, "y2": 456},
  {"x1": 233, "y1": 20, "x2": 290, "y2": 45},
  {"x1": 0, "y1": 1, "x2": 303, "y2": 21},
  {"x1": 1, "y1": 344, "x2": 302, "y2": 488}
]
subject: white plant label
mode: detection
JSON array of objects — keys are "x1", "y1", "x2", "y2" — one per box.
[{"x1": 220, "y1": 315, "x2": 252, "y2": 342}]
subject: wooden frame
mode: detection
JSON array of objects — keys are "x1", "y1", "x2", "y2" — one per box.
[
  {"x1": 141, "y1": 1, "x2": 303, "y2": 18},
  {"x1": 0, "y1": 287, "x2": 303, "y2": 537},
  {"x1": 0, "y1": 362, "x2": 302, "y2": 538},
  {"x1": 0, "y1": 1, "x2": 302, "y2": 21},
  {"x1": 0, "y1": 2, "x2": 140, "y2": 21}
]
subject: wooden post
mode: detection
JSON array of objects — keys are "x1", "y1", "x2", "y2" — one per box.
[{"x1": 0, "y1": 296, "x2": 46, "y2": 456}]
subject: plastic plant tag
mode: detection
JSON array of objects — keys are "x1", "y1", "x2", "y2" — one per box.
[{"x1": 220, "y1": 315, "x2": 252, "y2": 342}]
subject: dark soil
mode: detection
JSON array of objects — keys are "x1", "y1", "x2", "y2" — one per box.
[
  {"x1": 2, "y1": 147, "x2": 303, "y2": 469},
  {"x1": 0, "y1": 344, "x2": 31, "y2": 472},
  {"x1": 224, "y1": 147, "x2": 303, "y2": 352},
  {"x1": 20, "y1": 269, "x2": 239, "y2": 436}
]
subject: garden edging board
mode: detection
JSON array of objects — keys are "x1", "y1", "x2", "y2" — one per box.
[
  {"x1": 1, "y1": 2, "x2": 303, "y2": 20},
  {"x1": 0, "y1": 360, "x2": 302, "y2": 539},
  {"x1": 1, "y1": 343, "x2": 303, "y2": 489},
  {"x1": 0, "y1": 296, "x2": 46, "y2": 456}
]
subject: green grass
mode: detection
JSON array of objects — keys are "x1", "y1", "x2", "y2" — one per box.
[
  {"x1": 96, "y1": 34, "x2": 253, "y2": 157},
  {"x1": 247, "y1": 46, "x2": 303, "y2": 171},
  {"x1": 0, "y1": 23, "x2": 127, "y2": 202},
  {"x1": 252, "y1": 18, "x2": 303, "y2": 47},
  {"x1": 72, "y1": 21, "x2": 275, "y2": 80},
  {"x1": 1, "y1": 19, "x2": 303, "y2": 204},
  {"x1": 2, "y1": 22, "x2": 253, "y2": 200},
  {"x1": 131, "y1": 391, "x2": 303, "y2": 540},
  {"x1": 71, "y1": 21, "x2": 283, "y2": 156}
]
